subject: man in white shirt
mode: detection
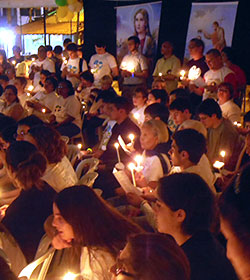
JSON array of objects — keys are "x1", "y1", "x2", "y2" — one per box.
[
  {"x1": 120, "y1": 36, "x2": 148, "y2": 102},
  {"x1": 169, "y1": 128, "x2": 216, "y2": 193},
  {"x1": 217, "y1": 82, "x2": 241, "y2": 124},
  {"x1": 61, "y1": 43, "x2": 88, "y2": 89},
  {"x1": 89, "y1": 40, "x2": 118, "y2": 86},
  {"x1": 29, "y1": 45, "x2": 55, "y2": 88}
]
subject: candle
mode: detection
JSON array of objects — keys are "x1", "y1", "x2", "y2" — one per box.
[
  {"x1": 159, "y1": 72, "x2": 162, "y2": 77},
  {"x1": 28, "y1": 85, "x2": 34, "y2": 92},
  {"x1": 12, "y1": 60, "x2": 16, "y2": 66},
  {"x1": 114, "y1": 142, "x2": 121, "y2": 163},
  {"x1": 180, "y1": 70, "x2": 186, "y2": 80},
  {"x1": 188, "y1": 65, "x2": 201, "y2": 80},
  {"x1": 134, "y1": 155, "x2": 143, "y2": 171},
  {"x1": 77, "y1": 143, "x2": 83, "y2": 150},
  {"x1": 63, "y1": 272, "x2": 78, "y2": 280},
  {"x1": 213, "y1": 160, "x2": 225, "y2": 169},
  {"x1": 128, "y1": 133, "x2": 135, "y2": 146},
  {"x1": 133, "y1": 113, "x2": 140, "y2": 122},
  {"x1": 220, "y1": 150, "x2": 226, "y2": 159},
  {"x1": 128, "y1": 162, "x2": 136, "y2": 186},
  {"x1": 31, "y1": 57, "x2": 35, "y2": 62},
  {"x1": 27, "y1": 92, "x2": 31, "y2": 97},
  {"x1": 42, "y1": 108, "x2": 46, "y2": 114}
]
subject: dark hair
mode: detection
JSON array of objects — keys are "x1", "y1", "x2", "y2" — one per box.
[
  {"x1": 206, "y1": 48, "x2": 221, "y2": 57},
  {"x1": 0, "y1": 84, "x2": 3, "y2": 96},
  {"x1": 97, "y1": 89, "x2": 117, "y2": 103},
  {"x1": 54, "y1": 186, "x2": 142, "y2": 257},
  {"x1": 54, "y1": 45, "x2": 63, "y2": 55},
  {"x1": 0, "y1": 75, "x2": 9, "y2": 82},
  {"x1": 45, "y1": 77, "x2": 58, "y2": 91},
  {"x1": 15, "y1": 77, "x2": 27, "y2": 87},
  {"x1": 28, "y1": 125, "x2": 66, "y2": 164},
  {"x1": 0, "y1": 116, "x2": 16, "y2": 132},
  {"x1": 6, "y1": 141, "x2": 47, "y2": 190},
  {"x1": 95, "y1": 39, "x2": 106, "y2": 48},
  {"x1": 45, "y1": 45, "x2": 53, "y2": 52},
  {"x1": 169, "y1": 97, "x2": 192, "y2": 114},
  {"x1": 170, "y1": 88, "x2": 189, "y2": 98},
  {"x1": 66, "y1": 43, "x2": 78, "y2": 52},
  {"x1": 197, "y1": 98, "x2": 222, "y2": 119},
  {"x1": 38, "y1": 45, "x2": 46, "y2": 53},
  {"x1": 125, "y1": 233, "x2": 190, "y2": 280},
  {"x1": 40, "y1": 69, "x2": 51, "y2": 77},
  {"x1": 80, "y1": 70, "x2": 94, "y2": 83},
  {"x1": 5, "y1": 85, "x2": 19, "y2": 103},
  {"x1": 133, "y1": 87, "x2": 148, "y2": 99},
  {"x1": 58, "y1": 80, "x2": 75, "y2": 96},
  {"x1": 109, "y1": 96, "x2": 131, "y2": 114},
  {"x1": 221, "y1": 47, "x2": 235, "y2": 63},
  {"x1": 144, "y1": 103, "x2": 169, "y2": 124},
  {"x1": 63, "y1": 38, "x2": 72, "y2": 47},
  {"x1": 244, "y1": 110, "x2": 250, "y2": 123},
  {"x1": 190, "y1": 38, "x2": 205, "y2": 52},
  {"x1": 18, "y1": 115, "x2": 44, "y2": 128},
  {"x1": 219, "y1": 164, "x2": 250, "y2": 255},
  {"x1": 0, "y1": 124, "x2": 17, "y2": 144},
  {"x1": 218, "y1": 82, "x2": 234, "y2": 99},
  {"x1": 173, "y1": 129, "x2": 207, "y2": 164},
  {"x1": 158, "y1": 173, "x2": 215, "y2": 235},
  {"x1": 149, "y1": 89, "x2": 168, "y2": 105},
  {"x1": 128, "y1": 36, "x2": 140, "y2": 45}
]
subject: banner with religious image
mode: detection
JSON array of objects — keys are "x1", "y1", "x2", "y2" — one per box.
[
  {"x1": 116, "y1": 1, "x2": 162, "y2": 65},
  {"x1": 184, "y1": 2, "x2": 239, "y2": 60}
]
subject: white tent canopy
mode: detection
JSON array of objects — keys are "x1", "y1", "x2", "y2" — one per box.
[{"x1": 0, "y1": 0, "x2": 57, "y2": 8}]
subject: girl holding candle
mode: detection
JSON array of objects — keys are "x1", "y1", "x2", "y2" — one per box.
[
  {"x1": 51, "y1": 185, "x2": 142, "y2": 280},
  {"x1": 130, "y1": 87, "x2": 147, "y2": 126}
]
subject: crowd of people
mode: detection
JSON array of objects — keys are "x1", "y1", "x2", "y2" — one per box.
[{"x1": 0, "y1": 33, "x2": 249, "y2": 280}]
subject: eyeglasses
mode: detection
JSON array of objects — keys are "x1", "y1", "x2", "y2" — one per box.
[{"x1": 110, "y1": 257, "x2": 135, "y2": 278}]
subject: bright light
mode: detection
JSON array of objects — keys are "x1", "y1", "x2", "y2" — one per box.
[
  {"x1": 180, "y1": 70, "x2": 186, "y2": 80},
  {"x1": 28, "y1": 85, "x2": 34, "y2": 91},
  {"x1": 220, "y1": 150, "x2": 226, "y2": 158},
  {"x1": 213, "y1": 160, "x2": 225, "y2": 169},
  {"x1": 133, "y1": 113, "x2": 140, "y2": 121},
  {"x1": 0, "y1": 28, "x2": 16, "y2": 58},
  {"x1": 128, "y1": 134, "x2": 135, "y2": 141},
  {"x1": 114, "y1": 142, "x2": 119, "y2": 149},
  {"x1": 12, "y1": 60, "x2": 16, "y2": 65},
  {"x1": 77, "y1": 143, "x2": 82, "y2": 149},
  {"x1": 128, "y1": 162, "x2": 136, "y2": 171},
  {"x1": 27, "y1": 92, "x2": 31, "y2": 97},
  {"x1": 159, "y1": 72, "x2": 162, "y2": 77},
  {"x1": 188, "y1": 66, "x2": 201, "y2": 80},
  {"x1": 42, "y1": 108, "x2": 46, "y2": 113},
  {"x1": 134, "y1": 155, "x2": 143, "y2": 165},
  {"x1": 63, "y1": 272, "x2": 78, "y2": 280}
]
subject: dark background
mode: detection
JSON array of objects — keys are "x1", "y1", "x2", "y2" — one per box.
[{"x1": 82, "y1": 0, "x2": 250, "y2": 82}]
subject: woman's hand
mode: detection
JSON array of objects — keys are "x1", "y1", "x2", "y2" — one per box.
[{"x1": 134, "y1": 171, "x2": 147, "y2": 188}]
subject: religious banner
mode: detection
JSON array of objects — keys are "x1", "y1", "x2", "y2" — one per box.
[
  {"x1": 184, "y1": 2, "x2": 239, "y2": 60},
  {"x1": 116, "y1": 1, "x2": 162, "y2": 65}
]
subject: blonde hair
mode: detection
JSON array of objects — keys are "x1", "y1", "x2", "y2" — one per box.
[
  {"x1": 179, "y1": 119, "x2": 207, "y2": 139},
  {"x1": 142, "y1": 119, "x2": 169, "y2": 143}
]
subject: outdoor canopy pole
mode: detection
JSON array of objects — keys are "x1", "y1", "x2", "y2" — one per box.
[
  {"x1": 76, "y1": 11, "x2": 79, "y2": 43},
  {"x1": 43, "y1": 7, "x2": 47, "y2": 45}
]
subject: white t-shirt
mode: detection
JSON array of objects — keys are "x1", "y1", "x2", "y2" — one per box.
[
  {"x1": 131, "y1": 105, "x2": 146, "y2": 126},
  {"x1": 31, "y1": 91, "x2": 59, "y2": 112},
  {"x1": 89, "y1": 52, "x2": 117, "y2": 82},
  {"x1": 61, "y1": 57, "x2": 88, "y2": 89},
  {"x1": 142, "y1": 151, "x2": 170, "y2": 182},
  {"x1": 220, "y1": 100, "x2": 241, "y2": 123},
  {"x1": 52, "y1": 95, "x2": 81, "y2": 128},
  {"x1": 120, "y1": 52, "x2": 148, "y2": 85},
  {"x1": 29, "y1": 58, "x2": 55, "y2": 87}
]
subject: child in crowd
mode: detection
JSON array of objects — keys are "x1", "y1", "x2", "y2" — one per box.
[{"x1": 130, "y1": 87, "x2": 147, "y2": 126}]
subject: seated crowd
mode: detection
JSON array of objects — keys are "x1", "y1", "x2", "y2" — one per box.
[{"x1": 0, "y1": 34, "x2": 249, "y2": 280}]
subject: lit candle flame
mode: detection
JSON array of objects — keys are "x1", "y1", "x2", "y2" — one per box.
[
  {"x1": 27, "y1": 92, "x2": 31, "y2": 97},
  {"x1": 159, "y1": 72, "x2": 162, "y2": 77},
  {"x1": 114, "y1": 142, "x2": 119, "y2": 149},
  {"x1": 63, "y1": 272, "x2": 78, "y2": 280},
  {"x1": 188, "y1": 66, "x2": 201, "y2": 81},
  {"x1": 128, "y1": 162, "x2": 136, "y2": 171},
  {"x1": 77, "y1": 143, "x2": 83, "y2": 150},
  {"x1": 42, "y1": 108, "x2": 46, "y2": 113},
  {"x1": 12, "y1": 60, "x2": 16, "y2": 65},
  {"x1": 128, "y1": 134, "x2": 135, "y2": 142},
  {"x1": 220, "y1": 150, "x2": 226, "y2": 158},
  {"x1": 213, "y1": 160, "x2": 225, "y2": 169},
  {"x1": 180, "y1": 70, "x2": 186, "y2": 80},
  {"x1": 134, "y1": 155, "x2": 143, "y2": 166},
  {"x1": 28, "y1": 85, "x2": 34, "y2": 92},
  {"x1": 133, "y1": 113, "x2": 140, "y2": 121}
]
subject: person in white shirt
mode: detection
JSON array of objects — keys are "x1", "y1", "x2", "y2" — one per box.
[
  {"x1": 218, "y1": 82, "x2": 241, "y2": 124},
  {"x1": 14, "y1": 77, "x2": 30, "y2": 108},
  {"x1": 61, "y1": 43, "x2": 88, "y2": 89},
  {"x1": 89, "y1": 40, "x2": 118, "y2": 86},
  {"x1": 50, "y1": 80, "x2": 81, "y2": 138},
  {"x1": 130, "y1": 87, "x2": 147, "y2": 127},
  {"x1": 120, "y1": 36, "x2": 148, "y2": 102},
  {"x1": 169, "y1": 128, "x2": 216, "y2": 193},
  {"x1": 29, "y1": 45, "x2": 55, "y2": 88},
  {"x1": 26, "y1": 77, "x2": 59, "y2": 121}
]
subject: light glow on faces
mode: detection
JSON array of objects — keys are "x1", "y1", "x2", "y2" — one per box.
[{"x1": 63, "y1": 272, "x2": 78, "y2": 280}]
